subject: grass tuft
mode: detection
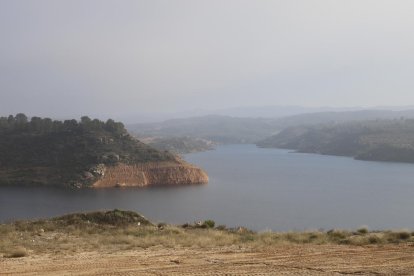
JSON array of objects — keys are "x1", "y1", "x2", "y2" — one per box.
[{"x1": 4, "y1": 246, "x2": 28, "y2": 258}]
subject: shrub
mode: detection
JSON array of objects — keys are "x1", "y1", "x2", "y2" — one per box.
[
  {"x1": 216, "y1": 225, "x2": 227, "y2": 230},
  {"x1": 368, "y1": 235, "x2": 381, "y2": 244},
  {"x1": 396, "y1": 231, "x2": 410, "y2": 240},
  {"x1": 357, "y1": 227, "x2": 368, "y2": 235},
  {"x1": 308, "y1": 233, "x2": 319, "y2": 240},
  {"x1": 57, "y1": 210, "x2": 152, "y2": 227},
  {"x1": 204, "y1": 220, "x2": 215, "y2": 228},
  {"x1": 239, "y1": 233, "x2": 255, "y2": 242},
  {"x1": 181, "y1": 223, "x2": 190, "y2": 228},
  {"x1": 4, "y1": 247, "x2": 28, "y2": 258},
  {"x1": 339, "y1": 238, "x2": 351, "y2": 245},
  {"x1": 327, "y1": 230, "x2": 347, "y2": 240},
  {"x1": 157, "y1": 222, "x2": 167, "y2": 229}
]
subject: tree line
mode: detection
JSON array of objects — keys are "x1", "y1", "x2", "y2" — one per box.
[{"x1": 0, "y1": 113, "x2": 126, "y2": 135}]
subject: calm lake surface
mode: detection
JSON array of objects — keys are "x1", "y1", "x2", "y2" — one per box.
[{"x1": 1, "y1": 144, "x2": 414, "y2": 231}]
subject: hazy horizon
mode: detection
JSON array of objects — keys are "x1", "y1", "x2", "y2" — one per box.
[
  {"x1": 2, "y1": 1, "x2": 414, "y2": 120},
  {"x1": 4, "y1": 104, "x2": 414, "y2": 124}
]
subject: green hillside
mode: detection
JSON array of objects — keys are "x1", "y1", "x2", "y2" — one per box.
[
  {"x1": 257, "y1": 119, "x2": 414, "y2": 163},
  {"x1": 0, "y1": 114, "x2": 175, "y2": 187},
  {"x1": 145, "y1": 136, "x2": 214, "y2": 154}
]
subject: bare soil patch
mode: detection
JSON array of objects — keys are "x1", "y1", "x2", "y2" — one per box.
[{"x1": 3, "y1": 244, "x2": 414, "y2": 275}]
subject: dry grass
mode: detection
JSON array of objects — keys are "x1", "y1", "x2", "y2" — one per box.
[
  {"x1": 3, "y1": 246, "x2": 28, "y2": 258},
  {"x1": 1, "y1": 210, "x2": 414, "y2": 258}
]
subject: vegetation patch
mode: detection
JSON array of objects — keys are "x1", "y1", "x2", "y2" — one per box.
[
  {"x1": 257, "y1": 119, "x2": 414, "y2": 163},
  {"x1": 2, "y1": 210, "x2": 414, "y2": 259},
  {"x1": 4, "y1": 246, "x2": 28, "y2": 258},
  {"x1": 55, "y1": 210, "x2": 152, "y2": 227},
  {"x1": 144, "y1": 136, "x2": 215, "y2": 154},
  {"x1": 0, "y1": 114, "x2": 175, "y2": 188},
  {"x1": 357, "y1": 227, "x2": 369, "y2": 235}
]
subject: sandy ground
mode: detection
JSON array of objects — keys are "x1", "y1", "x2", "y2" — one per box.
[{"x1": 2, "y1": 244, "x2": 414, "y2": 275}]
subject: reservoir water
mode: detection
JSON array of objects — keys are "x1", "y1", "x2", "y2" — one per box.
[{"x1": 1, "y1": 144, "x2": 414, "y2": 231}]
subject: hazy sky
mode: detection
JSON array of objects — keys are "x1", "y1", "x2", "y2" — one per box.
[{"x1": 1, "y1": 0, "x2": 414, "y2": 120}]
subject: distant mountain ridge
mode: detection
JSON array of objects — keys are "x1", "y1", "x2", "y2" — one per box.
[
  {"x1": 121, "y1": 105, "x2": 414, "y2": 123},
  {"x1": 257, "y1": 119, "x2": 414, "y2": 163},
  {"x1": 128, "y1": 109, "x2": 414, "y2": 144},
  {"x1": 129, "y1": 115, "x2": 279, "y2": 144},
  {"x1": 273, "y1": 109, "x2": 414, "y2": 127}
]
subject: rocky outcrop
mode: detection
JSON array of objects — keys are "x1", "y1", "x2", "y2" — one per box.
[{"x1": 92, "y1": 161, "x2": 208, "y2": 188}]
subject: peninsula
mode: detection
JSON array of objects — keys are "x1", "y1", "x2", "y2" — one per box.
[{"x1": 0, "y1": 114, "x2": 208, "y2": 188}]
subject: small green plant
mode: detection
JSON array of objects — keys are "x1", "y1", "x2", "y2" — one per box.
[
  {"x1": 203, "y1": 220, "x2": 215, "y2": 228},
  {"x1": 368, "y1": 235, "x2": 381, "y2": 244},
  {"x1": 327, "y1": 229, "x2": 346, "y2": 240},
  {"x1": 357, "y1": 227, "x2": 368, "y2": 235}
]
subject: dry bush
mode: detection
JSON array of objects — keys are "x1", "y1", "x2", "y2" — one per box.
[
  {"x1": 356, "y1": 227, "x2": 369, "y2": 235},
  {"x1": 4, "y1": 246, "x2": 28, "y2": 258}
]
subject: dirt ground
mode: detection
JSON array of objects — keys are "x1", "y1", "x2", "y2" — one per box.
[{"x1": 2, "y1": 244, "x2": 414, "y2": 275}]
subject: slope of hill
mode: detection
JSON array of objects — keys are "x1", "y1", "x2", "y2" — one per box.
[
  {"x1": 257, "y1": 119, "x2": 414, "y2": 163},
  {"x1": 273, "y1": 109, "x2": 414, "y2": 128},
  {"x1": 128, "y1": 115, "x2": 279, "y2": 144},
  {"x1": 128, "y1": 110, "x2": 414, "y2": 144},
  {"x1": 143, "y1": 136, "x2": 215, "y2": 154},
  {"x1": 0, "y1": 114, "x2": 208, "y2": 188}
]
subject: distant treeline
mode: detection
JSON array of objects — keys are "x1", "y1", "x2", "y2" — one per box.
[
  {"x1": 146, "y1": 136, "x2": 214, "y2": 154},
  {"x1": 0, "y1": 113, "x2": 125, "y2": 136}
]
